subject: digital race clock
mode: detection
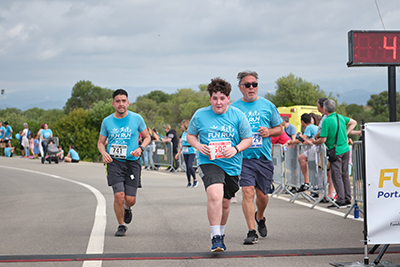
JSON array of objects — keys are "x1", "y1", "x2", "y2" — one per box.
[{"x1": 347, "y1": 30, "x2": 400, "y2": 67}]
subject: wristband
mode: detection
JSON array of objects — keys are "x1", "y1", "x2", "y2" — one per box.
[
  {"x1": 234, "y1": 146, "x2": 239, "y2": 153},
  {"x1": 139, "y1": 146, "x2": 144, "y2": 152}
]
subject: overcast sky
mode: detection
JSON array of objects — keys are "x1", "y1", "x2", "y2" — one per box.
[{"x1": 1, "y1": 0, "x2": 399, "y2": 110}]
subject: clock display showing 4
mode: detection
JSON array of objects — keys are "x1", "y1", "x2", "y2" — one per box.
[{"x1": 348, "y1": 30, "x2": 400, "y2": 67}]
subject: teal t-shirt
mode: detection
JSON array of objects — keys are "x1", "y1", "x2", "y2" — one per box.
[
  {"x1": 304, "y1": 124, "x2": 318, "y2": 139},
  {"x1": 320, "y1": 112, "x2": 350, "y2": 155},
  {"x1": 100, "y1": 111, "x2": 147, "y2": 161},
  {"x1": 69, "y1": 149, "x2": 80, "y2": 161},
  {"x1": 231, "y1": 97, "x2": 282, "y2": 160},
  {"x1": 187, "y1": 105, "x2": 252, "y2": 176},
  {"x1": 181, "y1": 131, "x2": 196, "y2": 154},
  {"x1": 4, "y1": 147, "x2": 12, "y2": 157}
]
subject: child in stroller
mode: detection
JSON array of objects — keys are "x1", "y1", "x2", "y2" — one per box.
[{"x1": 41, "y1": 137, "x2": 59, "y2": 164}]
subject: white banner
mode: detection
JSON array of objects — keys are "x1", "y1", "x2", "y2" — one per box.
[{"x1": 365, "y1": 122, "x2": 400, "y2": 244}]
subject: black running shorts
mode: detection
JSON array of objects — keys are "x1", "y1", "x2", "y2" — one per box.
[{"x1": 198, "y1": 164, "x2": 239, "y2": 200}]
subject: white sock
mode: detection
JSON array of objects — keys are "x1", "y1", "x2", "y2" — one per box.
[
  {"x1": 210, "y1": 225, "x2": 221, "y2": 237},
  {"x1": 220, "y1": 225, "x2": 226, "y2": 236}
]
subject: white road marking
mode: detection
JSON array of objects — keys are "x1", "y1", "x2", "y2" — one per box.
[{"x1": 0, "y1": 166, "x2": 106, "y2": 267}]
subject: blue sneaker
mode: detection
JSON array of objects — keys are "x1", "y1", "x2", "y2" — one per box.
[
  {"x1": 192, "y1": 180, "x2": 198, "y2": 188},
  {"x1": 211, "y1": 235, "x2": 225, "y2": 252}
]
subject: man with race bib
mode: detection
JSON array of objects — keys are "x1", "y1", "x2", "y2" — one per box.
[
  {"x1": 231, "y1": 70, "x2": 282, "y2": 245},
  {"x1": 187, "y1": 77, "x2": 252, "y2": 252},
  {"x1": 97, "y1": 89, "x2": 151, "y2": 237}
]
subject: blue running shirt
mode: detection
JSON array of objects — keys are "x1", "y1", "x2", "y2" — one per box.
[
  {"x1": 187, "y1": 105, "x2": 252, "y2": 176},
  {"x1": 304, "y1": 124, "x2": 318, "y2": 139},
  {"x1": 181, "y1": 131, "x2": 196, "y2": 155},
  {"x1": 100, "y1": 111, "x2": 147, "y2": 161},
  {"x1": 231, "y1": 97, "x2": 282, "y2": 161}
]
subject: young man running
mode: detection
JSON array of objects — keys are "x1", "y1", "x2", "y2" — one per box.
[
  {"x1": 187, "y1": 77, "x2": 252, "y2": 252},
  {"x1": 97, "y1": 89, "x2": 151, "y2": 236}
]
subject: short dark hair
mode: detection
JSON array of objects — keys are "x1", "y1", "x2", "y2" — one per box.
[
  {"x1": 317, "y1": 97, "x2": 328, "y2": 108},
  {"x1": 113, "y1": 89, "x2": 128, "y2": 99},
  {"x1": 301, "y1": 113, "x2": 311, "y2": 124},
  {"x1": 207, "y1": 77, "x2": 231, "y2": 97},
  {"x1": 282, "y1": 116, "x2": 290, "y2": 122}
]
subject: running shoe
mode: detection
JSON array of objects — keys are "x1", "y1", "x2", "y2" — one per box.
[
  {"x1": 211, "y1": 235, "x2": 225, "y2": 252},
  {"x1": 124, "y1": 207, "x2": 132, "y2": 224},
  {"x1": 255, "y1": 211, "x2": 267, "y2": 237},
  {"x1": 243, "y1": 230, "x2": 258, "y2": 244},
  {"x1": 296, "y1": 183, "x2": 310, "y2": 193},
  {"x1": 115, "y1": 225, "x2": 127, "y2": 236},
  {"x1": 186, "y1": 183, "x2": 192, "y2": 188},
  {"x1": 192, "y1": 181, "x2": 198, "y2": 188}
]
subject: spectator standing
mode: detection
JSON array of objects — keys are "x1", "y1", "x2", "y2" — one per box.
[
  {"x1": 37, "y1": 124, "x2": 45, "y2": 157},
  {"x1": 33, "y1": 134, "x2": 40, "y2": 158},
  {"x1": 20, "y1": 123, "x2": 30, "y2": 157},
  {"x1": 97, "y1": 89, "x2": 151, "y2": 237},
  {"x1": 0, "y1": 121, "x2": 5, "y2": 142},
  {"x1": 65, "y1": 145, "x2": 80, "y2": 163},
  {"x1": 163, "y1": 124, "x2": 179, "y2": 171},
  {"x1": 152, "y1": 128, "x2": 161, "y2": 170},
  {"x1": 29, "y1": 133, "x2": 36, "y2": 158},
  {"x1": 313, "y1": 99, "x2": 357, "y2": 208},
  {"x1": 142, "y1": 127, "x2": 154, "y2": 170},
  {"x1": 231, "y1": 70, "x2": 282, "y2": 245},
  {"x1": 187, "y1": 77, "x2": 252, "y2": 252},
  {"x1": 175, "y1": 119, "x2": 198, "y2": 188},
  {"x1": 40, "y1": 123, "x2": 53, "y2": 155},
  {"x1": 4, "y1": 121, "x2": 13, "y2": 144},
  {"x1": 282, "y1": 116, "x2": 296, "y2": 140}
]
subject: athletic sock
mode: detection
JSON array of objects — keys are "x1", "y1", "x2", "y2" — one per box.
[{"x1": 210, "y1": 225, "x2": 221, "y2": 237}]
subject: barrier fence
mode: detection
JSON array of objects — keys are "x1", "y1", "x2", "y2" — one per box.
[
  {"x1": 271, "y1": 141, "x2": 364, "y2": 217},
  {"x1": 151, "y1": 141, "x2": 176, "y2": 171},
  {"x1": 153, "y1": 141, "x2": 364, "y2": 218}
]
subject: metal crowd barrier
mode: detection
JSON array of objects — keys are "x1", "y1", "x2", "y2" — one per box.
[
  {"x1": 152, "y1": 141, "x2": 175, "y2": 171},
  {"x1": 271, "y1": 144, "x2": 284, "y2": 196},
  {"x1": 344, "y1": 141, "x2": 364, "y2": 218},
  {"x1": 272, "y1": 143, "x2": 336, "y2": 209}
]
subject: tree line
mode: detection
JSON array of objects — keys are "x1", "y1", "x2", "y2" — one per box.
[{"x1": 1, "y1": 74, "x2": 398, "y2": 162}]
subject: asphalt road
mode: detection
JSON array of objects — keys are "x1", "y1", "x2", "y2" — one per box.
[{"x1": 0, "y1": 157, "x2": 399, "y2": 267}]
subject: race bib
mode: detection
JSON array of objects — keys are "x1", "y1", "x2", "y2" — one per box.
[
  {"x1": 109, "y1": 144, "x2": 127, "y2": 159},
  {"x1": 208, "y1": 141, "x2": 231, "y2": 159},
  {"x1": 182, "y1": 146, "x2": 189, "y2": 154},
  {"x1": 250, "y1": 132, "x2": 262, "y2": 148}
]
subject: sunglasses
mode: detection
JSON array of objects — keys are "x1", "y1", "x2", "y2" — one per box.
[{"x1": 240, "y1": 82, "x2": 258, "y2": 88}]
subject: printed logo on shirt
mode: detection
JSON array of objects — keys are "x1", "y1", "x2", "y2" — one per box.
[{"x1": 208, "y1": 125, "x2": 235, "y2": 139}]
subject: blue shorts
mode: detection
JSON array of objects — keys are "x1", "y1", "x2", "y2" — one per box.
[{"x1": 239, "y1": 157, "x2": 274, "y2": 195}]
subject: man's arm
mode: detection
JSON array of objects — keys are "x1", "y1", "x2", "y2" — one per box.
[
  {"x1": 346, "y1": 118, "x2": 357, "y2": 135},
  {"x1": 313, "y1": 136, "x2": 326, "y2": 145},
  {"x1": 258, "y1": 125, "x2": 282, "y2": 138},
  {"x1": 97, "y1": 135, "x2": 112, "y2": 163}
]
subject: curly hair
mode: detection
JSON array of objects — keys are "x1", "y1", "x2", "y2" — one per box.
[{"x1": 207, "y1": 77, "x2": 231, "y2": 97}]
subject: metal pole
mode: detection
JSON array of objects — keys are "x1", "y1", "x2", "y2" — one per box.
[
  {"x1": 388, "y1": 66, "x2": 396, "y2": 122},
  {"x1": 0, "y1": 89, "x2": 4, "y2": 110},
  {"x1": 362, "y1": 120, "x2": 369, "y2": 265}
]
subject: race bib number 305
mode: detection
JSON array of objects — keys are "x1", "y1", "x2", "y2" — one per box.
[
  {"x1": 209, "y1": 141, "x2": 231, "y2": 159},
  {"x1": 110, "y1": 144, "x2": 127, "y2": 159}
]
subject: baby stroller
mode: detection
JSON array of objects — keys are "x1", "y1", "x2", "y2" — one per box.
[{"x1": 41, "y1": 137, "x2": 59, "y2": 164}]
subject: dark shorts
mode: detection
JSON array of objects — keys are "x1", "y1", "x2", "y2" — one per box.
[
  {"x1": 71, "y1": 159, "x2": 79, "y2": 163},
  {"x1": 106, "y1": 159, "x2": 141, "y2": 197},
  {"x1": 239, "y1": 157, "x2": 274, "y2": 195},
  {"x1": 198, "y1": 164, "x2": 239, "y2": 199}
]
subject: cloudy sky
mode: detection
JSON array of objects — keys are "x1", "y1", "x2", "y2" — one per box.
[{"x1": 1, "y1": 0, "x2": 399, "y2": 110}]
